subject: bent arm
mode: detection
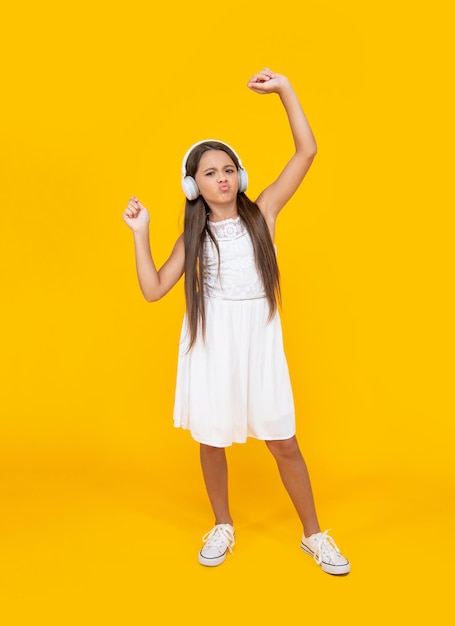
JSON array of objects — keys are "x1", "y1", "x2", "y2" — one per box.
[
  {"x1": 251, "y1": 72, "x2": 317, "y2": 229},
  {"x1": 132, "y1": 231, "x2": 185, "y2": 302}
]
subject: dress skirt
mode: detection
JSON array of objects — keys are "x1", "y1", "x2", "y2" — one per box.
[{"x1": 173, "y1": 295, "x2": 296, "y2": 447}]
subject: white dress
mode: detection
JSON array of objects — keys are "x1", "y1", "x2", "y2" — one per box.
[{"x1": 173, "y1": 216, "x2": 295, "y2": 447}]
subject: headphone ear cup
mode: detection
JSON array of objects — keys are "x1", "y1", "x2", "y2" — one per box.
[
  {"x1": 182, "y1": 176, "x2": 200, "y2": 201},
  {"x1": 238, "y1": 168, "x2": 248, "y2": 194}
]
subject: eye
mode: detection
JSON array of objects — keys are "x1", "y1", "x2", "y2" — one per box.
[{"x1": 226, "y1": 168, "x2": 235, "y2": 174}]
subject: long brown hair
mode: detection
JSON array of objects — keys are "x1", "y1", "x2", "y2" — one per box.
[{"x1": 183, "y1": 141, "x2": 280, "y2": 350}]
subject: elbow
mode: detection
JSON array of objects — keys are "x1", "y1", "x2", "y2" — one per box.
[
  {"x1": 305, "y1": 145, "x2": 317, "y2": 169},
  {"x1": 307, "y1": 141, "x2": 317, "y2": 161},
  {"x1": 139, "y1": 278, "x2": 166, "y2": 302},
  {"x1": 142, "y1": 289, "x2": 163, "y2": 303},
  {"x1": 296, "y1": 146, "x2": 317, "y2": 169},
  {"x1": 144, "y1": 293, "x2": 161, "y2": 303}
]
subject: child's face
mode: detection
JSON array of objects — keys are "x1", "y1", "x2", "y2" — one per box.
[{"x1": 194, "y1": 150, "x2": 239, "y2": 205}]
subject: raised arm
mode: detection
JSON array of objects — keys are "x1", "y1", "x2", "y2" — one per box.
[
  {"x1": 123, "y1": 197, "x2": 184, "y2": 301},
  {"x1": 247, "y1": 68, "x2": 317, "y2": 230}
]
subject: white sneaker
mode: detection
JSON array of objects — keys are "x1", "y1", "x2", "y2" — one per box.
[
  {"x1": 301, "y1": 529, "x2": 350, "y2": 575},
  {"x1": 198, "y1": 523, "x2": 235, "y2": 567}
]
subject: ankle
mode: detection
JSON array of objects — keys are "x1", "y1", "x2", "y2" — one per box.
[
  {"x1": 215, "y1": 518, "x2": 234, "y2": 527},
  {"x1": 303, "y1": 525, "x2": 321, "y2": 538}
]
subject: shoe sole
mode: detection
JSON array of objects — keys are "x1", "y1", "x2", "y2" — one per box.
[
  {"x1": 198, "y1": 550, "x2": 228, "y2": 567},
  {"x1": 300, "y1": 542, "x2": 351, "y2": 575}
]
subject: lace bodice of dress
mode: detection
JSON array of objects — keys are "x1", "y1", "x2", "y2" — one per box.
[
  {"x1": 208, "y1": 216, "x2": 245, "y2": 241},
  {"x1": 204, "y1": 216, "x2": 266, "y2": 300}
]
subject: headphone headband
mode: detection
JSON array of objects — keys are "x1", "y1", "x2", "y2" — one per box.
[{"x1": 181, "y1": 139, "x2": 244, "y2": 176}]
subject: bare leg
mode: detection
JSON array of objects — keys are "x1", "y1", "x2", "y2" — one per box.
[
  {"x1": 266, "y1": 436, "x2": 320, "y2": 537},
  {"x1": 200, "y1": 444, "x2": 233, "y2": 526}
]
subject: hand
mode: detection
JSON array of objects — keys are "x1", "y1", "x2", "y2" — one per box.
[
  {"x1": 247, "y1": 68, "x2": 290, "y2": 95},
  {"x1": 123, "y1": 197, "x2": 150, "y2": 232}
]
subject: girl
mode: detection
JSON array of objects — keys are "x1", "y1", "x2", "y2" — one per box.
[{"x1": 123, "y1": 68, "x2": 350, "y2": 575}]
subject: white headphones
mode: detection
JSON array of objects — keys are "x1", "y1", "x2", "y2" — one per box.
[{"x1": 181, "y1": 139, "x2": 248, "y2": 201}]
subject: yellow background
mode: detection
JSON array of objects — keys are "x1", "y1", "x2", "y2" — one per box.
[{"x1": 1, "y1": 0, "x2": 453, "y2": 623}]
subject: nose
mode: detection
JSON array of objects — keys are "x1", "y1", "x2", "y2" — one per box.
[{"x1": 217, "y1": 171, "x2": 227, "y2": 182}]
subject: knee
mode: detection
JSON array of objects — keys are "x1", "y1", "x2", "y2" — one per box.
[
  {"x1": 200, "y1": 443, "x2": 226, "y2": 457},
  {"x1": 266, "y1": 436, "x2": 300, "y2": 460}
]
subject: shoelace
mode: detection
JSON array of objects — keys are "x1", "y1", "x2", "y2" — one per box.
[
  {"x1": 202, "y1": 524, "x2": 235, "y2": 554},
  {"x1": 311, "y1": 529, "x2": 341, "y2": 565}
]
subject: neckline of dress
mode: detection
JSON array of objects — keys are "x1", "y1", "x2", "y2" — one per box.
[{"x1": 208, "y1": 215, "x2": 241, "y2": 226}]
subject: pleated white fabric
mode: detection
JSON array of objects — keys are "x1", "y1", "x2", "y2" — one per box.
[{"x1": 173, "y1": 217, "x2": 295, "y2": 447}]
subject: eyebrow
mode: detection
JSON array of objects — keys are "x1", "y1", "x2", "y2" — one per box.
[{"x1": 202, "y1": 164, "x2": 235, "y2": 173}]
